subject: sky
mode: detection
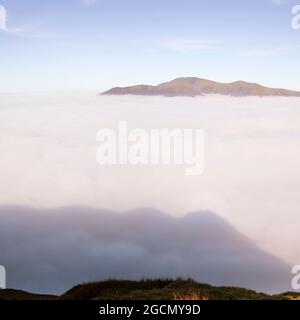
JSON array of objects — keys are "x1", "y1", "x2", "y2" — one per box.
[
  {"x1": 1, "y1": 0, "x2": 300, "y2": 294},
  {"x1": 0, "y1": 0, "x2": 299, "y2": 92}
]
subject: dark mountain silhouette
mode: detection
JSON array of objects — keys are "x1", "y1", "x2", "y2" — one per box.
[
  {"x1": 0, "y1": 206, "x2": 292, "y2": 295},
  {"x1": 102, "y1": 77, "x2": 300, "y2": 97}
]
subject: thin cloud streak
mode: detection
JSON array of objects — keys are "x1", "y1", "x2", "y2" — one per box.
[
  {"x1": 240, "y1": 46, "x2": 291, "y2": 57},
  {"x1": 81, "y1": 0, "x2": 102, "y2": 6},
  {"x1": 156, "y1": 38, "x2": 223, "y2": 53},
  {"x1": 270, "y1": 0, "x2": 287, "y2": 6}
]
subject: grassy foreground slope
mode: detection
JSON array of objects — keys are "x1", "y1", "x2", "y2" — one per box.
[
  {"x1": 1, "y1": 279, "x2": 300, "y2": 300},
  {"x1": 0, "y1": 289, "x2": 56, "y2": 300}
]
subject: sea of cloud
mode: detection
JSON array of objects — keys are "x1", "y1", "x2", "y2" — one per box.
[{"x1": 0, "y1": 92, "x2": 299, "y2": 269}]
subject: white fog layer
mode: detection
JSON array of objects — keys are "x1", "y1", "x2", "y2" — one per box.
[{"x1": 0, "y1": 93, "x2": 299, "y2": 278}]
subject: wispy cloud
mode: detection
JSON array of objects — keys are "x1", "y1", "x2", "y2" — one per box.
[
  {"x1": 0, "y1": 4, "x2": 7, "y2": 31},
  {"x1": 2, "y1": 26, "x2": 30, "y2": 35},
  {"x1": 156, "y1": 38, "x2": 222, "y2": 53},
  {"x1": 240, "y1": 46, "x2": 290, "y2": 57},
  {"x1": 0, "y1": 4, "x2": 44, "y2": 38},
  {"x1": 81, "y1": 0, "x2": 101, "y2": 6},
  {"x1": 1, "y1": 25, "x2": 52, "y2": 39},
  {"x1": 270, "y1": 0, "x2": 287, "y2": 6}
]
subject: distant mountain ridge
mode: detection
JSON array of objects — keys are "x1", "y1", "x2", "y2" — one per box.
[{"x1": 102, "y1": 77, "x2": 300, "y2": 97}]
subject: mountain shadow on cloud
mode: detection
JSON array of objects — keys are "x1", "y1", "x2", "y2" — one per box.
[{"x1": 0, "y1": 206, "x2": 291, "y2": 295}]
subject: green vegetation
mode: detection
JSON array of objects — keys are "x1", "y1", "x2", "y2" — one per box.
[
  {"x1": 0, "y1": 289, "x2": 56, "y2": 300},
  {"x1": 1, "y1": 279, "x2": 299, "y2": 300}
]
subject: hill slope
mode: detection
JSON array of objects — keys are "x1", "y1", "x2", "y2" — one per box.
[
  {"x1": 102, "y1": 77, "x2": 300, "y2": 97},
  {"x1": 0, "y1": 289, "x2": 55, "y2": 300},
  {"x1": 1, "y1": 280, "x2": 300, "y2": 300}
]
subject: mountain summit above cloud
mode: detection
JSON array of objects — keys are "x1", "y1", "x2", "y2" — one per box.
[{"x1": 102, "y1": 77, "x2": 300, "y2": 97}]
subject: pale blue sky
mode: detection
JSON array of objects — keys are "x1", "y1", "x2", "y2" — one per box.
[{"x1": 0, "y1": 0, "x2": 299, "y2": 92}]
